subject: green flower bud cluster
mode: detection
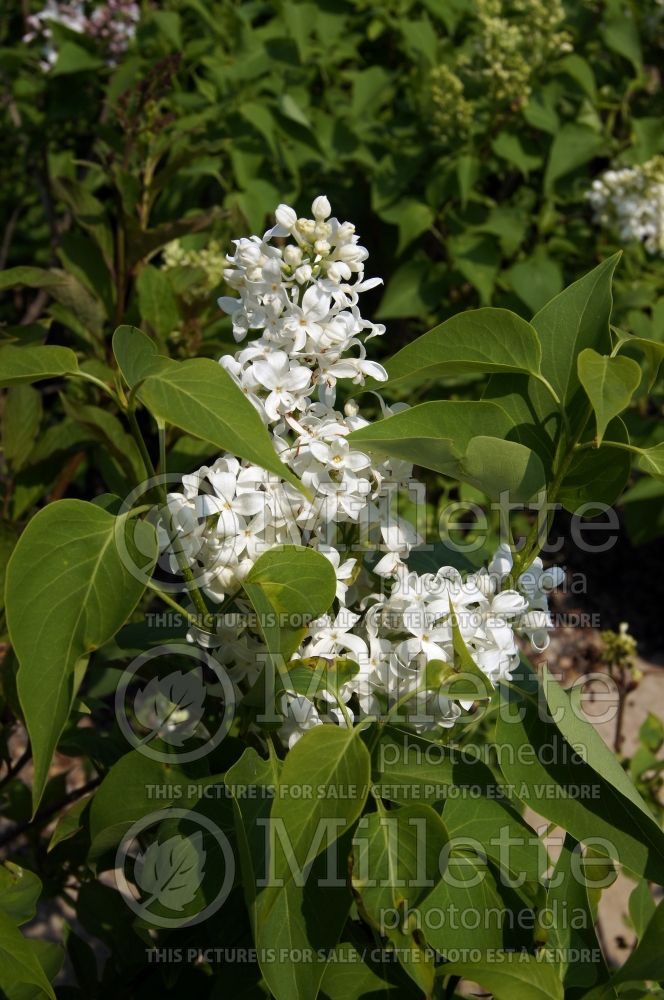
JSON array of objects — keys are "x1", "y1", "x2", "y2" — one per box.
[
  {"x1": 430, "y1": 64, "x2": 474, "y2": 146},
  {"x1": 430, "y1": 0, "x2": 571, "y2": 144},
  {"x1": 600, "y1": 622, "x2": 638, "y2": 671},
  {"x1": 162, "y1": 239, "x2": 226, "y2": 300}
]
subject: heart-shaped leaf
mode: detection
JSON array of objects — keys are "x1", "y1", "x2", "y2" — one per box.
[{"x1": 577, "y1": 348, "x2": 641, "y2": 443}]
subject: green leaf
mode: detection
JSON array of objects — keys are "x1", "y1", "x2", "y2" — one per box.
[
  {"x1": 634, "y1": 441, "x2": 664, "y2": 480},
  {"x1": 577, "y1": 349, "x2": 641, "y2": 444},
  {"x1": 376, "y1": 259, "x2": 441, "y2": 320},
  {"x1": 136, "y1": 265, "x2": 180, "y2": 341},
  {"x1": 532, "y1": 254, "x2": 621, "y2": 410},
  {"x1": 271, "y1": 724, "x2": 371, "y2": 878},
  {"x1": 612, "y1": 898, "x2": 664, "y2": 986},
  {"x1": 0, "y1": 910, "x2": 56, "y2": 1000},
  {"x1": 629, "y1": 878, "x2": 657, "y2": 940},
  {"x1": 544, "y1": 835, "x2": 611, "y2": 992},
  {"x1": 52, "y1": 176, "x2": 114, "y2": 268},
  {"x1": 135, "y1": 357, "x2": 306, "y2": 492},
  {"x1": 61, "y1": 397, "x2": 144, "y2": 486},
  {"x1": 227, "y1": 739, "x2": 364, "y2": 1000},
  {"x1": 243, "y1": 544, "x2": 336, "y2": 667},
  {"x1": 440, "y1": 953, "x2": 563, "y2": 1000},
  {"x1": 352, "y1": 804, "x2": 448, "y2": 994},
  {"x1": 48, "y1": 794, "x2": 93, "y2": 853},
  {"x1": 0, "y1": 345, "x2": 79, "y2": 387},
  {"x1": 0, "y1": 521, "x2": 18, "y2": 616},
  {"x1": 225, "y1": 747, "x2": 280, "y2": 935},
  {"x1": 450, "y1": 234, "x2": 500, "y2": 305},
  {"x1": 456, "y1": 154, "x2": 480, "y2": 208},
  {"x1": 600, "y1": 14, "x2": 643, "y2": 75},
  {"x1": 0, "y1": 863, "x2": 42, "y2": 925},
  {"x1": 6, "y1": 501, "x2": 158, "y2": 812},
  {"x1": 482, "y1": 372, "x2": 559, "y2": 471},
  {"x1": 508, "y1": 251, "x2": 563, "y2": 314},
  {"x1": 0, "y1": 267, "x2": 105, "y2": 337},
  {"x1": 442, "y1": 795, "x2": 547, "y2": 885},
  {"x1": 347, "y1": 401, "x2": 546, "y2": 500},
  {"x1": 320, "y1": 939, "x2": 415, "y2": 998},
  {"x1": 347, "y1": 400, "x2": 510, "y2": 471},
  {"x1": 614, "y1": 329, "x2": 664, "y2": 391},
  {"x1": 2, "y1": 386, "x2": 42, "y2": 470},
  {"x1": 445, "y1": 599, "x2": 494, "y2": 699},
  {"x1": 51, "y1": 40, "x2": 103, "y2": 75},
  {"x1": 378, "y1": 199, "x2": 434, "y2": 255},
  {"x1": 558, "y1": 417, "x2": 632, "y2": 511},
  {"x1": 111, "y1": 325, "x2": 168, "y2": 388},
  {"x1": 125, "y1": 211, "x2": 215, "y2": 269},
  {"x1": 374, "y1": 729, "x2": 500, "y2": 805},
  {"x1": 382, "y1": 308, "x2": 542, "y2": 388},
  {"x1": 89, "y1": 751, "x2": 192, "y2": 859},
  {"x1": 544, "y1": 123, "x2": 604, "y2": 191},
  {"x1": 492, "y1": 132, "x2": 543, "y2": 174},
  {"x1": 459, "y1": 436, "x2": 546, "y2": 502},
  {"x1": 400, "y1": 16, "x2": 437, "y2": 64},
  {"x1": 496, "y1": 665, "x2": 664, "y2": 882},
  {"x1": 278, "y1": 93, "x2": 311, "y2": 128},
  {"x1": 277, "y1": 657, "x2": 360, "y2": 700},
  {"x1": 555, "y1": 53, "x2": 597, "y2": 99},
  {"x1": 419, "y1": 858, "x2": 507, "y2": 957}
]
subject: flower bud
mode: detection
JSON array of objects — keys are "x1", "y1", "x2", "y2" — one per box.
[
  {"x1": 283, "y1": 245, "x2": 303, "y2": 267},
  {"x1": 312, "y1": 195, "x2": 331, "y2": 220},
  {"x1": 275, "y1": 204, "x2": 297, "y2": 230}
]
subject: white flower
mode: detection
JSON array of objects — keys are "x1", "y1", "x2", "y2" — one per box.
[
  {"x1": 277, "y1": 694, "x2": 321, "y2": 748},
  {"x1": 319, "y1": 545, "x2": 357, "y2": 603},
  {"x1": 308, "y1": 436, "x2": 371, "y2": 473},
  {"x1": 587, "y1": 156, "x2": 664, "y2": 256},
  {"x1": 154, "y1": 495, "x2": 205, "y2": 573},
  {"x1": 198, "y1": 463, "x2": 265, "y2": 536},
  {"x1": 283, "y1": 285, "x2": 332, "y2": 350},
  {"x1": 307, "y1": 611, "x2": 368, "y2": 661},
  {"x1": 397, "y1": 607, "x2": 451, "y2": 665},
  {"x1": 164, "y1": 198, "x2": 560, "y2": 749},
  {"x1": 249, "y1": 352, "x2": 312, "y2": 421}
]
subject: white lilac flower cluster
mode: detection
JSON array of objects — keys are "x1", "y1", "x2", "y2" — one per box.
[
  {"x1": 160, "y1": 197, "x2": 563, "y2": 748},
  {"x1": 587, "y1": 157, "x2": 664, "y2": 256},
  {"x1": 24, "y1": 0, "x2": 139, "y2": 69}
]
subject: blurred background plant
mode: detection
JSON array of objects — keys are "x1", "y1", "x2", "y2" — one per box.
[{"x1": 1, "y1": 0, "x2": 663, "y2": 571}]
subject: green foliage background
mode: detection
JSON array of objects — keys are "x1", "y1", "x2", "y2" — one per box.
[{"x1": 1, "y1": 0, "x2": 663, "y2": 538}]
